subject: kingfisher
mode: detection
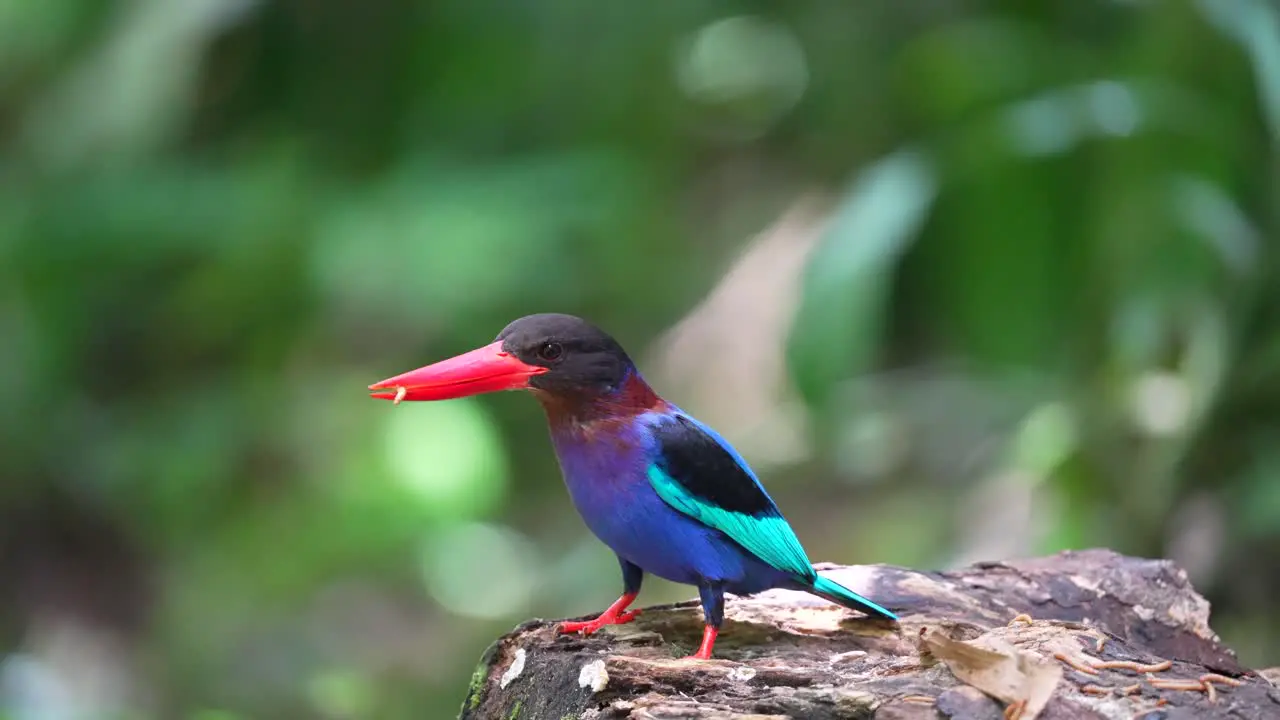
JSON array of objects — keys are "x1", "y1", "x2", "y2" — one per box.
[{"x1": 369, "y1": 313, "x2": 896, "y2": 659}]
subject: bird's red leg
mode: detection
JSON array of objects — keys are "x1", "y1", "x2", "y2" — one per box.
[
  {"x1": 679, "y1": 584, "x2": 724, "y2": 660},
  {"x1": 558, "y1": 592, "x2": 641, "y2": 635},
  {"x1": 682, "y1": 624, "x2": 718, "y2": 660}
]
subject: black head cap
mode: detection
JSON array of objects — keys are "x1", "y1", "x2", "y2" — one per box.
[{"x1": 496, "y1": 314, "x2": 635, "y2": 395}]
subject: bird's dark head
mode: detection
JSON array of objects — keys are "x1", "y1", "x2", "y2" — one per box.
[
  {"x1": 496, "y1": 314, "x2": 636, "y2": 396},
  {"x1": 369, "y1": 314, "x2": 641, "y2": 406}
]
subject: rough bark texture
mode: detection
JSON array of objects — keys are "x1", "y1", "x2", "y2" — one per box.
[{"x1": 459, "y1": 549, "x2": 1279, "y2": 720}]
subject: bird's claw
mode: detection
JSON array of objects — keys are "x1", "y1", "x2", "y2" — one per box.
[
  {"x1": 557, "y1": 608, "x2": 641, "y2": 635},
  {"x1": 677, "y1": 644, "x2": 716, "y2": 661}
]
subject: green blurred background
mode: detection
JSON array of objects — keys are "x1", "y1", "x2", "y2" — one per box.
[{"x1": 2, "y1": 0, "x2": 1278, "y2": 718}]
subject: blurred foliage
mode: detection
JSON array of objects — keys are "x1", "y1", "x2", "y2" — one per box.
[{"x1": 1, "y1": 1, "x2": 1277, "y2": 718}]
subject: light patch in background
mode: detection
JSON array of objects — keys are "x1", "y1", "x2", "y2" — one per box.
[
  {"x1": 0, "y1": 619, "x2": 137, "y2": 720},
  {"x1": 1196, "y1": 0, "x2": 1280, "y2": 135},
  {"x1": 835, "y1": 411, "x2": 909, "y2": 480},
  {"x1": 540, "y1": 535, "x2": 623, "y2": 610},
  {"x1": 1085, "y1": 80, "x2": 1141, "y2": 137},
  {"x1": 675, "y1": 15, "x2": 808, "y2": 137},
  {"x1": 312, "y1": 175, "x2": 565, "y2": 324},
  {"x1": 307, "y1": 669, "x2": 374, "y2": 720},
  {"x1": 647, "y1": 200, "x2": 827, "y2": 471},
  {"x1": 1166, "y1": 493, "x2": 1226, "y2": 587},
  {"x1": 952, "y1": 403, "x2": 1076, "y2": 565},
  {"x1": 1169, "y1": 175, "x2": 1260, "y2": 276},
  {"x1": 383, "y1": 398, "x2": 507, "y2": 518},
  {"x1": 421, "y1": 522, "x2": 539, "y2": 620},
  {"x1": 1002, "y1": 80, "x2": 1146, "y2": 157},
  {"x1": 21, "y1": 0, "x2": 259, "y2": 170},
  {"x1": 952, "y1": 469, "x2": 1049, "y2": 566},
  {"x1": 1002, "y1": 94, "x2": 1077, "y2": 156},
  {"x1": 788, "y1": 150, "x2": 938, "y2": 408},
  {"x1": 1010, "y1": 402, "x2": 1077, "y2": 476},
  {"x1": 1129, "y1": 371, "x2": 1192, "y2": 437},
  {"x1": 0, "y1": 654, "x2": 71, "y2": 720}
]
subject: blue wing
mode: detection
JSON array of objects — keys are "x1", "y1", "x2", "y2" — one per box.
[{"x1": 644, "y1": 412, "x2": 816, "y2": 582}]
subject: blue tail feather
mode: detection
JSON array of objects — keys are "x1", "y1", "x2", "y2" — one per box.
[{"x1": 808, "y1": 574, "x2": 898, "y2": 620}]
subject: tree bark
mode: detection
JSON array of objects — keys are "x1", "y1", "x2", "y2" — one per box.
[{"x1": 459, "y1": 549, "x2": 1279, "y2": 720}]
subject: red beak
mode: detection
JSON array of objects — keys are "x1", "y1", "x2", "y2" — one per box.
[{"x1": 368, "y1": 341, "x2": 548, "y2": 404}]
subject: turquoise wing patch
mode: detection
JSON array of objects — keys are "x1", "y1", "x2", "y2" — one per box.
[{"x1": 647, "y1": 464, "x2": 815, "y2": 581}]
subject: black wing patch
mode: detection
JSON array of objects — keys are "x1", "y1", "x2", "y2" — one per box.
[{"x1": 650, "y1": 415, "x2": 778, "y2": 517}]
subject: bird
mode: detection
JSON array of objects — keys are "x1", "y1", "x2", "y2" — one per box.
[{"x1": 368, "y1": 313, "x2": 897, "y2": 660}]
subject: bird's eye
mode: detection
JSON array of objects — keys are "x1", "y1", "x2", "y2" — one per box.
[{"x1": 536, "y1": 342, "x2": 564, "y2": 362}]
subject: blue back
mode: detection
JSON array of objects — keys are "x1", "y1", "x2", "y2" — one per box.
[{"x1": 641, "y1": 410, "x2": 816, "y2": 583}]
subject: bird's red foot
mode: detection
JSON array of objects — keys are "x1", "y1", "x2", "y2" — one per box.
[
  {"x1": 558, "y1": 609, "x2": 641, "y2": 635},
  {"x1": 679, "y1": 624, "x2": 718, "y2": 660},
  {"x1": 557, "y1": 592, "x2": 640, "y2": 636}
]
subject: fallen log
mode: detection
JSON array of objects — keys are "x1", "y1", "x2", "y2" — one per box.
[{"x1": 459, "y1": 549, "x2": 1279, "y2": 719}]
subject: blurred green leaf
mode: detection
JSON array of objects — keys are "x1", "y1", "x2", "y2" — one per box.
[
  {"x1": 1197, "y1": 0, "x2": 1280, "y2": 137},
  {"x1": 787, "y1": 148, "x2": 936, "y2": 409},
  {"x1": 311, "y1": 152, "x2": 637, "y2": 326},
  {"x1": 307, "y1": 670, "x2": 374, "y2": 720},
  {"x1": 20, "y1": 0, "x2": 259, "y2": 170}
]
